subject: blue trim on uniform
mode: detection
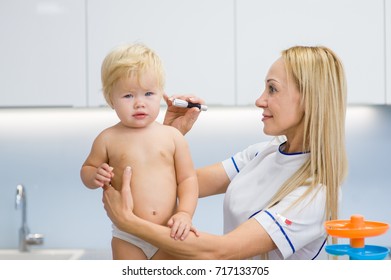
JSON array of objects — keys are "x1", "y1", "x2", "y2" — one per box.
[
  {"x1": 248, "y1": 209, "x2": 262, "y2": 219},
  {"x1": 251, "y1": 209, "x2": 324, "y2": 259},
  {"x1": 264, "y1": 210, "x2": 295, "y2": 254},
  {"x1": 279, "y1": 142, "x2": 309, "y2": 156},
  {"x1": 311, "y1": 237, "x2": 327, "y2": 260},
  {"x1": 231, "y1": 157, "x2": 240, "y2": 173}
]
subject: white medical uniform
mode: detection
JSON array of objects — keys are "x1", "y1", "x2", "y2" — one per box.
[{"x1": 222, "y1": 138, "x2": 334, "y2": 260}]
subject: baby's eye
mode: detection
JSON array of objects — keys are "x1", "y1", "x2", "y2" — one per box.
[
  {"x1": 145, "y1": 92, "x2": 154, "y2": 96},
  {"x1": 124, "y1": 93, "x2": 133, "y2": 98}
]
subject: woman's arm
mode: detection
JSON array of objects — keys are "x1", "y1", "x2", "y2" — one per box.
[
  {"x1": 196, "y1": 163, "x2": 230, "y2": 198},
  {"x1": 132, "y1": 214, "x2": 276, "y2": 259},
  {"x1": 102, "y1": 167, "x2": 276, "y2": 259}
]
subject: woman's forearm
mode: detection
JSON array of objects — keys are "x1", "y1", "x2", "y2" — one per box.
[
  {"x1": 118, "y1": 213, "x2": 274, "y2": 260},
  {"x1": 128, "y1": 216, "x2": 218, "y2": 259},
  {"x1": 119, "y1": 214, "x2": 223, "y2": 259},
  {"x1": 197, "y1": 163, "x2": 230, "y2": 198}
]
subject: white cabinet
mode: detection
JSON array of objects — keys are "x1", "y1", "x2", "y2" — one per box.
[
  {"x1": 235, "y1": 0, "x2": 386, "y2": 105},
  {"x1": 0, "y1": 0, "x2": 86, "y2": 107},
  {"x1": 387, "y1": 0, "x2": 391, "y2": 104},
  {"x1": 87, "y1": 0, "x2": 235, "y2": 107},
  {"x1": 1, "y1": 0, "x2": 389, "y2": 107}
]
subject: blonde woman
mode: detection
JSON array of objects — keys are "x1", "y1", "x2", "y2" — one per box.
[{"x1": 102, "y1": 46, "x2": 348, "y2": 260}]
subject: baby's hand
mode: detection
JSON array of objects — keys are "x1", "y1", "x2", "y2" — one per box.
[
  {"x1": 167, "y1": 212, "x2": 198, "y2": 240},
  {"x1": 95, "y1": 163, "x2": 114, "y2": 187}
]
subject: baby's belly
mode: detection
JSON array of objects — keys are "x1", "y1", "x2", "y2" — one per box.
[
  {"x1": 130, "y1": 171, "x2": 178, "y2": 225},
  {"x1": 110, "y1": 164, "x2": 178, "y2": 225},
  {"x1": 132, "y1": 192, "x2": 177, "y2": 225}
]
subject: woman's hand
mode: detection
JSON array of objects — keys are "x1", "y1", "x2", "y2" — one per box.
[
  {"x1": 102, "y1": 166, "x2": 134, "y2": 230},
  {"x1": 163, "y1": 94, "x2": 204, "y2": 135}
]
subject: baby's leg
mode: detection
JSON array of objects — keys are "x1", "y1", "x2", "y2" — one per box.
[
  {"x1": 152, "y1": 250, "x2": 177, "y2": 260},
  {"x1": 111, "y1": 237, "x2": 147, "y2": 260}
]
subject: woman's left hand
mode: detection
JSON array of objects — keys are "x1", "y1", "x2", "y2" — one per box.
[{"x1": 102, "y1": 166, "x2": 134, "y2": 229}]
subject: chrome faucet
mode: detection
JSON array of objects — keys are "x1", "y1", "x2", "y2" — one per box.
[{"x1": 15, "y1": 184, "x2": 44, "y2": 252}]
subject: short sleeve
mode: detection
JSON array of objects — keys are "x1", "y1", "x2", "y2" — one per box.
[
  {"x1": 222, "y1": 142, "x2": 270, "y2": 181},
  {"x1": 253, "y1": 186, "x2": 327, "y2": 259}
]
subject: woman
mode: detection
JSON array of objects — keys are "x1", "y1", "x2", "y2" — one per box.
[{"x1": 102, "y1": 46, "x2": 348, "y2": 260}]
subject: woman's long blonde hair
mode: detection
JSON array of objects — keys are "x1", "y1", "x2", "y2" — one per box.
[{"x1": 267, "y1": 46, "x2": 348, "y2": 221}]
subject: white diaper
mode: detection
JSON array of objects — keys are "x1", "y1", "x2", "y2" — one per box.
[{"x1": 112, "y1": 224, "x2": 158, "y2": 259}]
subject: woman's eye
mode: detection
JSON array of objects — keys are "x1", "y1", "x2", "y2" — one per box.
[{"x1": 269, "y1": 85, "x2": 277, "y2": 94}]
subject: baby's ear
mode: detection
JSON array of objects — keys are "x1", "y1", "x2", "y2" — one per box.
[{"x1": 108, "y1": 97, "x2": 115, "y2": 109}]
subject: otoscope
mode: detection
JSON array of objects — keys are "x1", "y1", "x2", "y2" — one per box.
[{"x1": 172, "y1": 99, "x2": 208, "y2": 111}]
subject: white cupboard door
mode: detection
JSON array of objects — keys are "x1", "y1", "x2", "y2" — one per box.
[
  {"x1": 87, "y1": 0, "x2": 235, "y2": 107},
  {"x1": 0, "y1": 0, "x2": 86, "y2": 107},
  {"x1": 236, "y1": 0, "x2": 385, "y2": 105}
]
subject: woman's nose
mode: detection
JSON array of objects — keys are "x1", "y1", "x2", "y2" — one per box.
[{"x1": 255, "y1": 92, "x2": 267, "y2": 108}]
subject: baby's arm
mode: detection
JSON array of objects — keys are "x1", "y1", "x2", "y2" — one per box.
[
  {"x1": 167, "y1": 129, "x2": 199, "y2": 240},
  {"x1": 81, "y1": 163, "x2": 114, "y2": 189},
  {"x1": 80, "y1": 132, "x2": 114, "y2": 189}
]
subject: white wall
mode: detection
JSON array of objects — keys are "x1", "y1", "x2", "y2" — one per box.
[
  {"x1": 1, "y1": 106, "x2": 391, "y2": 257},
  {"x1": 235, "y1": 0, "x2": 386, "y2": 105},
  {"x1": 387, "y1": 0, "x2": 391, "y2": 103},
  {"x1": 0, "y1": 0, "x2": 86, "y2": 107},
  {"x1": 0, "y1": 0, "x2": 390, "y2": 107},
  {"x1": 87, "y1": 0, "x2": 235, "y2": 107}
]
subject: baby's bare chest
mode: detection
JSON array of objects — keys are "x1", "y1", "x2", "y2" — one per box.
[{"x1": 107, "y1": 134, "x2": 175, "y2": 168}]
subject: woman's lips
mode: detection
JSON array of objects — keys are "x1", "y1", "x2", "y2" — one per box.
[{"x1": 262, "y1": 114, "x2": 272, "y2": 121}]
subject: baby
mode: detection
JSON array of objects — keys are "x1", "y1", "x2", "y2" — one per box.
[{"x1": 80, "y1": 43, "x2": 199, "y2": 259}]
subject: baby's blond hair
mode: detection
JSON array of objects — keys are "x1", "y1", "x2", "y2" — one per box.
[{"x1": 101, "y1": 43, "x2": 165, "y2": 107}]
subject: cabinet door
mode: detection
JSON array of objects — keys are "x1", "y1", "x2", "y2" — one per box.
[
  {"x1": 87, "y1": 0, "x2": 235, "y2": 107},
  {"x1": 0, "y1": 0, "x2": 86, "y2": 107},
  {"x1": 387, "y1": 0, "x2": 391, "y2": 104},
  {"x1": 236, "y1": 0, "x2": 385, "y2": 105}
]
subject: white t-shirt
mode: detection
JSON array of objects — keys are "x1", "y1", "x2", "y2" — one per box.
[{"x1": 222, "y1": 138, "x2": 334, "y2": 260}]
